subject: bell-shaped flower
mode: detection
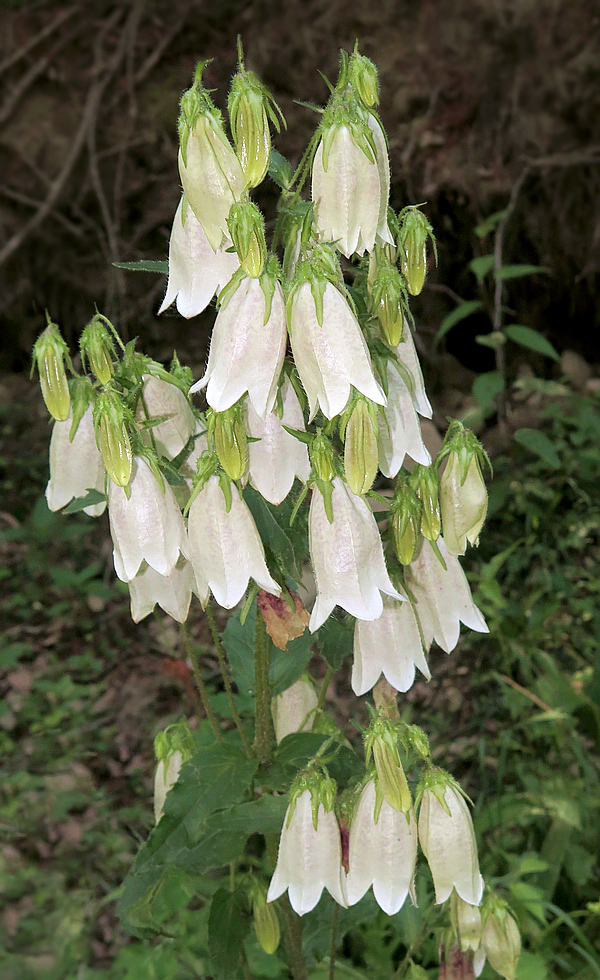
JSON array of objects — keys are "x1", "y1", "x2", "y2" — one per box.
[
  {"x1": 178, "y1": 75, "x2": 245, "y2": 249},
  {"x1": 405, "y1": 537, "x2": 488, "y2": 654},
  {"x1": 190, "y1": 267, "x2": 286, "y2": 418},
  {"x1": 247, "y1": 378, "x2": 310, "y2": 504},
  {"x1": 46, "y1": 406, "x2": 106, "y2": 516},
  {"x1": 378, "y1": 360, "x2": 431, "y2": 478},
  {"x1": 128, "y1": 557, "x2": 207, "y2": 623},
  {"x1": 440, "y1": 452, "x2": 488, "y2": 556},
  {"x1": 395, "y1": 326, "x2": 432, "y2": 419},
  {"x1": 309, "y1": 477, "x2": 402, "y2": 631},
  {"x1": 418, "y1": 776, "x2": 484, "y2": 906},
  {"x1": 138, "y1": 373, "x2": 196, "y2": 460},
  {"x1": 288, "y1": 278, "x2": 385, "y2": 421},
  {"x1": 153, "y1": 722, "x2": 194, "y2": 822},
  {"x1": 272, "y1": 677, "x2": 318, "y2": 744},
  {"x1": 352, "y1": 596, "x2": 430, "y2": 696},
  {"x1": 267, "y1": 788, "x2": 347, "y2": 915},
  {"x1": 477, "y1": 905, "x2": 521, "y2": 980},
  {"x1": 108, "y1": 456, "x2": 187, "y2": 582},
  {"x1": 346, "y1": 779, "x2": 418, "y2": 914},
  {"x1": 158, "y1": 197, "x2": 240, "y2": 317},
  {"x1": 187, "y1": 475, "x2": 280, "y2": 608}
]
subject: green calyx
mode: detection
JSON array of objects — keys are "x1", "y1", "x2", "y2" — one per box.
[
  {"x1": 208, "y1": 403, "x2": 248, "y2": 482},
  {"x1": 415, "y1": 765, "x2": 469, "y2": 813},
  {"x1": 228, "y1": 45, "x2": 285, "y2": 188},
  {"x1": 287, "y1": 767, "x2": 338, "y2": 831},
  {"x1": 228, "y1": 200, "x2": 267, "y2": 278},
  {"x1": 154, "y1": 720, "x2": 195, "y2": 764},
  {"x1": 364, "y1": 714, "x2": 412, "y2": 815},
  {"x1": 437, "y1": 420, "x2": 491, "y2": 483},
  {"x1": 409, "y1": 463, "x2": 441, "y2": 541},
  {"x1": 340, "y1": 396, "x2": 379, "y2": 495},
  {"x1": 369, "y1": 264, "x2": 409, "y2": 347},
  {"x1": 93, "y1": 387, "x2": 133, "y2": 488},
  {"x1": 178, "y1": 61, "x2": 226, "y2": 167},
  {"x1": 348, "y1": 47, "x2": 379, "y2": 108},
  {"x1": 32, "y1": 317, "x2": 73, "y2": 422}
]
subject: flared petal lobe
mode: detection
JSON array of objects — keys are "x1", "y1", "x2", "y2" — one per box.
[
  {"x1": 128, "y1": 557, "x2": 207, "y2": 623},
  {"x1": 378, "y1": 361, "x2": 431, "y2": 478},
  {"x1": 138, "y1": 374, "x2": 196, "y2": 460},
  {"x1": 418, "y1": 784, "x2": 484, "y2": 906},
  {"x1": 352, "y1": 596, "x2": 430, "y2": 695},
  {"x1": 247, "y1": 378, "x2": 310, "y2": 504}
]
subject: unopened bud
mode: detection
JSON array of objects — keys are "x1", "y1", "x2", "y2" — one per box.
[
  {"x1": 342, "y1": 399, "x2": 378, "y2": 495},
  {"x1": 348, "y1": 50, "x2": 379, "y2": 107},
  {"x1": 252, "y1": 883, "x2": 280, "y2": 954},
  {"x1": 228, "y1": 53, "x2": 284, "y2": 189},
  {"x1": 80, "y1": 314, "x2": 116, "y2": 385},
  {"x1": 481, "y1": 903, "x2": 521, "y2": 980},
  {"x1": 398, "y1": 207, "x2": 436, "y2": 296},
  {"x1": 390, "y1": 480, "x2": 422, "y2": 565},
  {"x1": 370, "y1": 266, "x2": 406, "y2": 347},
  {"x1": 213, "y1": 405, "x2": 247, "y2": 480},
  {"x1": 94, "y1": 389, "x2": 133, "y2": 488},
  {"x1": 450, "y1": 891, "x2": 483, "y2": 952},
  {"x1": 32, "y1": 320, "x2": 71, "y2": 421},
  {"x1": 410, "y1": 464, "x2": 441, "y2": 541},
  {"x1": 310, "y1": 432, "x2": 335, "y2": 484},
  {"x1": 154, "y1": 721, "x2": 195, "y2": 823},
  {"x1": 439, "y1": 422, "x2": 488, "y2": 555},
  {"x1": 228, "y1": 201, "x2": 267, "y2": 278},
  {"x1": 365, "y1": 718, "x2": 412, "y2": 814}
]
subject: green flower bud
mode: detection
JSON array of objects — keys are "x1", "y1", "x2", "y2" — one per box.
[
  {"x1": 390, "y1": 480, "x2": 422, "y2": 566},
  {"x1": 481, "y1": 902, "x2": 521, "y2": 980},
  {"x1": 410, "y1": 464, "x2": 441, "y2": 541},
  {"x1": 251, "y1": 882, "x2": 280, "y2": 955},
  {"x1": 438, "y1": 422, "x2": 489, "y2": 555},
  {"x1": 398, "y1": 207, "x2": 436, "y2": 296},
  {"x1": 348, "y1": 50, "x2": 379, "y2": 107},
  {"x1": 342, "y1": 398, "x2": 378, "y2": 495},
  {"x1": 212, "y1": 405, "x2": 247, "y2": 481},
  {"x1": 228, "y1": 50, "x2": 284, "y2": 189},
  {"x1": 154, "y1": 721, "x2": 194, "y2": 823},
  {"x1": 32, "y1": 320, "x2": 71, "y2": 421},
  {"x1": 228, "y1": 201, "x2": 267, "y2": 278},
  {"x1": 370, "y1": 266, "x2": 406, "y2": 346},
  {"x1": 309, "y1": 432, "x2": 335, "y2": 484},
  {"x1": 365, "y1": 716, "x2": 412, "y2": 814},
  {"x1": 93, "y1": 389, "x2": 133, "y2": 488},
  {"x1": 80, "y1": 314, "x2": 116, "y2": 385}
]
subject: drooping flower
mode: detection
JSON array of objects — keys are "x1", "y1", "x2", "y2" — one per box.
[
  {"x1": 271, "y1": 677, "x2": 318, "y2": 744},
  {"x1": 405, "y1": 537, "x2": 488, "y2": 654},
  {"x1": 346, "y1": 779, "x2": 418, "y2": 914},
  {"x1": 190, "y1": 267, "x2": 286, "y2": 419},
  {"x1": 46, "y1": 406, "x2": 106, "y2": 517},
  {"x1": 186, "y1": 475, "x2": 280, "y2": 608},
  {"x1": 378, "y1": 360, "x2": 431, "y2": 478},
  {"x1": 137, "y1": 373, "x2": 196, "y2": 460},
  {"x1": 128, "y1": 557, "x2": 207, "y2": 623},
  {"x1": 308, "y1": 477, "x2": 402, "y2": 631},
  {"x1": 352, "y1": 596, "x2": 430, "y2": 696},
  {"x1": 153, "y1": 721, "x2": 194, "y2": 822},
  {"x1": 246, "y1": 378, "x2": 310, "y2": 504},
  {"x1": 476, "y1": 903, "x2": 521, "y2": 980},
  {"x1": 158, "y1": 197, "x2": 240, "y2": 318},
  {"x1": 395, "y1": 326, "x2": 432, "y2": 419},
  {"x1": 288, "y1": 277, "x2": 385, "y2": 421},
  {"x1": 267, "y1": 788, "x2": 347, "y2": 915},
  {"x1": 418, "y1": 774, "x2": 484, "y2": 906},
  {"x1": 108, "y1": 456, "x2": 187, "y2": 582}
]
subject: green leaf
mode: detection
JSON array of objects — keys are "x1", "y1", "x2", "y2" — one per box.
[
  {"x1": 496, "y1": 263, "x2": 548, "y2": 280},
  {"x1": 62, "y1": 489, "x2": 107, "y2": 513},
  {"x1": 263, "y1": 733, "x2": 363, "y2": 792},
  {"x1": 313, "y1": 616, "x2": 354, "y2": 671},
  {"x1": 475, "y1": 209, "x2": 508, "y2": 237},
  {"x1": 505, "y1": 324, "x2": 559, "y2": 360},
  {"x1": 469, "y1": 254, "x2": 495, "y2": 282},
  {"x1": 243, "y1": 484, "x2": 308, "y2": 579},
  {"x1": 268, "y1": 149, "x2": 294, "y2": 190},
  {"x1": 113, "y1": 260, "x2": 168, "y2": 273},
  {"x1": 514, "y1": 428, "x2": 560, "y2": 468},
  {"x1": 472, "y1": 371, "x2": 503, "y2": 411},
  {"x1": 209, "y1": 887, "x2": 250, "y2": 980},
  {"x1": 516, "y1": 951, "x2": 549, "y2": 980},
  {"x1": 436, "y1": 300, "x2": 484, "y2": 340}
]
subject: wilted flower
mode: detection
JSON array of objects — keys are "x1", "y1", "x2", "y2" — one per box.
[
  {"x1": 346, "y1": 779, "x2": 417, "y2": 914},
  {"x1": 352, "y1": 597, "x2": 430, "y2": 696},
  {"x1": 108, "y1": 456, "x2": 188, "y2": 582},
  {"x1": 187, "y1": 475, "x2": 280, "y2": 608},
  {"x1": 259, "y1": 590, "x2": 310, "y2": 651},
  {"x1": 271, "y1": 677, "x2": 318, "y2": 743},
  {"x1": 246, "y1": 378, "x2": 310, "y2": 504},
  {"x1": 267, "y1": 787, "x2": 347, "y2": 915},
  {"x1": 138, "y1": 373, "x2": 196, "y2": 460},
  {"x1": 128, "y1": 557, "x2": 206, "y2": 623},
  {"x1": 405, "y1": 537, "x2": 488, "y2": 654},
  {"x1": 46, "y1": 406, "x2": 106, "y2": 517},
  {"x1": 308, "y1": 477, "x2": 402, "y2": 631},
  {"x1": 378, "y1": 360, "x2": 431, "y2": 478},
  {"x1": 190, "y1": 268, "x2": 286, "y2": 419},
  {"x1": 418, "y1": 774, "x2": 484, "y2": 906},
  {"x1": 158, "y1": 197, "x2": 240, "y2": 318},
  {"x1": 288, "y1": 277, "x2": 385, "y2": 421}
]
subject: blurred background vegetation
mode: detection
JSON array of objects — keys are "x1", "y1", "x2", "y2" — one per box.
[{"x1": 1, "y1": 0, "x2": 599, "y2": 977}]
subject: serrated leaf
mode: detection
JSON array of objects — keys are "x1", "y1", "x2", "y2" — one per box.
[
  {"x1": 504, "y1": 324, "x2": 560, "y2": 361},
  {"x1": 113, "y1": 260, "x2": 168, "y2": 273},
  {"x1": 62, "y1": 489, "x2": 107, "y2": 513},
  {"x1": 436, "y1": 300, "x2": 484, "y2": 340},
  {"x1": 268, "y1": 149, "x2": 294, "y2": 190},
  {"x1": 472, "y1": 371, "x2": 503, "y2": 411},
  {"x1": 514, "y1": 428, "x2": 560, "y2": 468},
  {"x1": 223, "y1": 601, "x2": 315, "y2": 699},
  {"x1": 209, "y1": 887, "x2": 250, "y2": 980},
  {"x1": 469, "y1": 254, "x2": 495, "y2": 282},
  {"x1": 496, "y1": 263, "x2": 548, "y2": 280}
]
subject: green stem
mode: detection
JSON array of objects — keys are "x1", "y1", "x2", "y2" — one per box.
[
  {"x1": 317, "y1": 666, "x2": 333, "y2": 711},
  {"x1": 254, "y1": 610, "x2": 273, "y2": 762},
  {"x1": 180, "y1": 623, "x2": 222, "y2": 741},
  {"x1": 206, "y1": 603, "x2": 253, "y2": 756},
  {"x1": 328, "y1": 903, "x2": 340, "y2": 980}
]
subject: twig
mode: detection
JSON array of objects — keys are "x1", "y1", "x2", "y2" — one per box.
[
  {"x1": 0, "y1": 24, "x2": 82, "y2": 126},
  {"x1": 0, "y1": 5, "x2": 77, "y2": 75},
  {"x1": 316, "y1": 666, "x2": 333, "y2": 711},
  {"x1": 497, "y1": 674, "x2": 553, "y2": 713},
  {"x1": 0, "y1": 185, "x2": 85, "y2": 238},
  {"x1": 328, "y1": 904, "x2": 340, "y2": 980},
  {"x1": 206, "y1": 603, "x2": 254, "y2": 756}
]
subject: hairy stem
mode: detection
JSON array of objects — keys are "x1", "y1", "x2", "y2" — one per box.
[
  {"x1": 206, "y1": 603, "x2": 253, "y2": 756},
  {"x1": 254, "y1": 610, "x2": 273, "y2": 762},
  {"x1": 180, "y1": 623, "x2": 222, "y2": 741},
  {"x1": 329, "y1": 903, "x2": 340, "y2": 980}
]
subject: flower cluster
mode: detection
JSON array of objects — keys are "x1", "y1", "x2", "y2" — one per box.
[{"x1": 33, "y1": 44, "x2": 519, "y2": 979}]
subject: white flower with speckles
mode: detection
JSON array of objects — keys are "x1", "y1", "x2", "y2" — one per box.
[
  {"x1": 128, "y1": 557, "x2": 207, "y2": 623},
  {"x1": 352, "y1": 596, "x2": 430, "y2": 695}
]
